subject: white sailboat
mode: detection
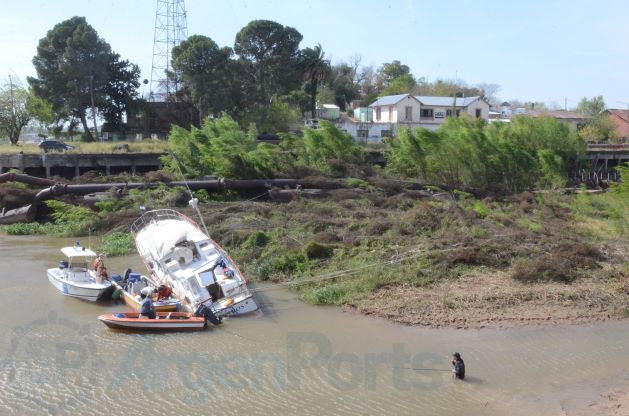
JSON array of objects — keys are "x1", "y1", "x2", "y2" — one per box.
[
  {"x1": 131, "y1": 209, "x2": 258, "y2": 317},
  {"x1": 47, "y1": 244, "x2": 113, "y2": 301}
]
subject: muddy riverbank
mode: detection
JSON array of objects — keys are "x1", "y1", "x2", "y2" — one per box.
[{"x1": 350, "y1": 268, "x2": 629, "y2": 329}]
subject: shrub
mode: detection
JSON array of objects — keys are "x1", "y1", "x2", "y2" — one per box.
[
  {"x1": 472, "y1": 200, "x2": 490, "y2": 219},
  {"x1": 303, "y1": 241, "x2": 334, "y2": 259},
  {"x1": 242, "y1": 231, "x2": 270, "y2": 249},
  {"x1": 301, "y1": 284, "x2": 348, "y2": 305},
  {"x1": 99, "y1": 232, "x2": 135, "y2": 257}
]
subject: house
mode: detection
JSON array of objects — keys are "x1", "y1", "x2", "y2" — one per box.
[
  {"x1": 316, "y1": 104, "x2": 341, "y2": 120},
  {"x1": 368, "y1": 93, "x2": 490, "y2": 131},
  {"x1": 353, "y1": 107, "x2": 373, "y2": 122},
  {"x1": 603, "y1": 109, "x2": 629, "y2": 140},
  {"x1": 369, "y1": 94, "x2": 423, "y2": 124},
  {"x1": 527, "y1": 110, "x2": 590, "y2": 130}
]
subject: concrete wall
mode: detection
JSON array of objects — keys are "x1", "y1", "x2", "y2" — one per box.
[{"x1": 0, "y1": 153, "x2": 163, "y2": 178}]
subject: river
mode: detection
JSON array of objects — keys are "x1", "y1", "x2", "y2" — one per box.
[{"x1": 1, "y1": 235, "x2": 628, "y2": 415}]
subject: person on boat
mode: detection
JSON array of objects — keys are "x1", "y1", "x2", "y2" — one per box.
[
  {"x1": 139, "y1": 287, "x2": 156, "y2": 319},
  {"x1": 451, "y1": 352, "x2": 465, "y2": 380},
  {"x1": 155, "y1": 284, "x2": 172, "y2": 301},
  {"x1": 92, "y1": 255, "x2": 108, "y2": 283}
]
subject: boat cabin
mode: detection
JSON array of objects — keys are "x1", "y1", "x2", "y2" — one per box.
[
  {"x1": 59, "y1": 246, "x2": 97, "y2": 282},
  {"x1": 158, "y1": 234, "x2": 241, "y2": 305}
]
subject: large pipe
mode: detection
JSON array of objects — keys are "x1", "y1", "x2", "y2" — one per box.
[
  {"x1": 0, "y1": 172, "x2": 56, "y2": 187},
  {"x1": 0, "y1": 179, "x2": 300, "y2": 224}
]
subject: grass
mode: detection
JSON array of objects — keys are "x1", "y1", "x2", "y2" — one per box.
[{"x1": 0, "y1": 140, "x2": 169, "y2": 154}]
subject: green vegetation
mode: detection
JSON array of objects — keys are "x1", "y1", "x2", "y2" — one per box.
[
  {"x1": 162, "y1": 114, "x2": 363, "y2": 179},
  {"x1": 4, "y1": 200, "x2": 97, "y2": 237},
  {"x1": 98, "y1": 232, "x2": 134, "y2": 257},
  {"x1": 28, "y1": 16, "x2": 139, "y2": 141},
  {"x1": 0, "y1": 82, "x2": 52, "y2": 145},
  {"x1": 386, "y1": 115, "x2": 585, "y2": 192}
]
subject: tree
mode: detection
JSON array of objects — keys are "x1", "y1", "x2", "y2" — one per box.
[
  {"x1": 234, "y1": 20, "x2": 303, "y2": 108},
  {"x1": 475, "y1": 83, "x2": 501, "y2": 106},
  {"x1": 377, "y1": 60, "x2": 411, "y2": 88},
  {"x1": 327, "y1": 62, "x2": 361, "y2": 110},
  {"x1": 28, "y1": 17, "x2": 139, "y2": 141},
  {"x1": 414, "y1": 78, "x2": 483, "y2": 97},
  {"x1": 0, "y1": 80, "x2": 52, "y2": 145},
  {"x1": 171, "y1": 35, "x2": 238, "y2": 119},
  {"x1": 382, "y1": 74, "x2": 416, "y2": 96},
  {"x1": 300, "y1": 44, "x2": 330, "y2": 117},
  {"x1": 102, "y1": 58, "x2": 140, "y2": 132},
  {"x1": 579, "y1": 114, "x2": 619, "y2": 143},
  {"x1": 576, "y1": 96, "x2": 606, "y2": 117}
]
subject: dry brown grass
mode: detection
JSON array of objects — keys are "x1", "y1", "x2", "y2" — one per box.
[{"x1": 353, "y1": 269, "x2": 629, "y2": 329}]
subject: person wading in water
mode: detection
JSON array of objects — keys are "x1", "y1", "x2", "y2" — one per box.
[{"x1": 451, "y1": 352, "x2": 465, "y2": 380}]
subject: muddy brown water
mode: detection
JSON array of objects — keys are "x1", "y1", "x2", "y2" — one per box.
[{"x1": 1, "y1": 235, "x2": 628, "y2": 415}]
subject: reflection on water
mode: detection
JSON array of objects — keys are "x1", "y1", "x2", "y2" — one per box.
[{"x1": 1, "y1": 235, "x2": 628, "y2": 415}]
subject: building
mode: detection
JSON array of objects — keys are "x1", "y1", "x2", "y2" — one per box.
[
  {"x1": 126, "y1": 100, "x2": 200, "y2": 138},
  {"x1": 353, "y1": 107, "x2": 373, "y2": 122},
  {"x1": 368, "y1": 93, "x2": 490, "y2": 130},
  {"x1": 316, "y1": 104, "x2": 341, "y2": 120},
  {"x1": 526, "y1": 110, "x2": 590, "y2": 130},
  {"x1": 603, "y1": 109, "x2": 629, "y2": 140}
]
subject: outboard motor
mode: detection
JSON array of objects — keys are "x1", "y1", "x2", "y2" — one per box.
[{"x1": 195, "y1": 304, "x2": 222, "y2": 325}]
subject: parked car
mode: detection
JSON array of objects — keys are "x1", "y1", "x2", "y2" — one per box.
[{"x1": 38, "y1": 139, "x2": 74, "y2": 152}]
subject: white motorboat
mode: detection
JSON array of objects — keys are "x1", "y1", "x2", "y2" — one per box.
[
  {"x1": 47, "y1": 244, "x2": 113, "y2": 301},
  {"x1": 131, "y1": 209, "x2": 259, "y2": 317}
]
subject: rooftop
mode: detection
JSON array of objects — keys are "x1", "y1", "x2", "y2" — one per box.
[{"x1": 369, "y1": 93, "x2": 483, "y2": 108}]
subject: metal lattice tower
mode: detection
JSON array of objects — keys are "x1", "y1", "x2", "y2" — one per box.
[{"x1": 149, "y1": 0, "x2": 187, "y2": 102}]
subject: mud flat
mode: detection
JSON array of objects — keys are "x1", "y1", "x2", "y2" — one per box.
[{"x1": 351, "y1": 268, "x2": 629, "y2": 329}]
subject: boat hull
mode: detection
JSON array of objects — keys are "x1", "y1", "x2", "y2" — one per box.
[
  {"x1": 47, "y1": 269, "x2": 112, "y2": 301},
  {"x1": 212, "y1": 293, "x2": 258, "y2": 317},
  {"x1": 98, "y1": 312, "x2": 206, "y2": 331}
]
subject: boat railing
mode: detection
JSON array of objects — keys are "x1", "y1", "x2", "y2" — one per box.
[{"x1": 131, "y1": 209, "x2": 198, "y2": 235}]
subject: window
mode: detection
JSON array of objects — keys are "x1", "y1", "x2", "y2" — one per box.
[
  {"x1": 420, "y1": 108, "x2": 434, "y2": 118},
  {"x1": 405, "y1": 106, "x2": 413, "y2": 121},
  {"x1": 475, "y1": 108, "x2": 482, "y2": 118},
  {"x1": 357, "y1": 129, "x2": 368, "y2": 138},
  {"x1": 376, "y1": 107, "x2": 381, "y2": 121},
  {"x1": 381, "y1": 130, "x2": 391, "y2": 138},
  {"x1": 446, "y1": 109, "x2": 452, "y2": 117},
  {"x1": 456, "y1": 109, "x2": 461, "y2": 117}
]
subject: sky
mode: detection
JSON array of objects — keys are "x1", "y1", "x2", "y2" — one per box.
[{"x1": 2, "y1": 0, "x2": 629, "y2": 109}]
